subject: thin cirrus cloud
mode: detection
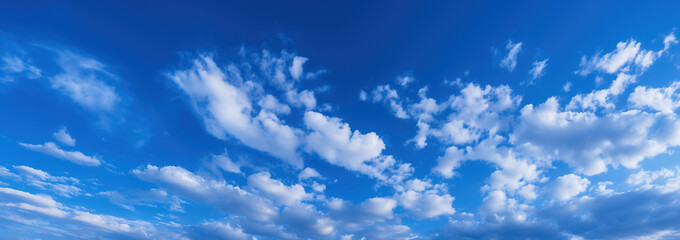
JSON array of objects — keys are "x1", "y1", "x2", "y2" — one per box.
[
  {"x1": 499, "y1": 40, "x2": 523, "y2": 72},
  {"x1": 0, "y1": 35, "x2": 121, "y2": 114},
  {"x1": 19, "y1": 142, "x2": 101, "y2": 167}
]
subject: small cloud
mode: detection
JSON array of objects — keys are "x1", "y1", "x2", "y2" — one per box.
[
  {"x1": 528, "y1": 58, "x2": 549, "y2": 82},
  {"x1": 19, "y1": 142, "x2": 101, "y2": 167},
  {"x1": 52, "y1": 127, "x2": 76, "y2": 147},
  {"x1": 500, "y1": 40, "x2": 523, "y2": 72},
  {"x1": 396, "y1": 71, "x2": 414, "y2": 87},
  {"x1": 563, "y1": 82, "x2": 572, "y2": 92}
]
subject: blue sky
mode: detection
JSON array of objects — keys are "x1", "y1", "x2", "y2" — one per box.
[{"x1": 2, "y1": 1, "x2": 680, "y2": 239}]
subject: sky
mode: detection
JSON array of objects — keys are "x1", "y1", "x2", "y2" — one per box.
[{"x1": 2, "y1": 1, "x2": 680, "y2": 239}]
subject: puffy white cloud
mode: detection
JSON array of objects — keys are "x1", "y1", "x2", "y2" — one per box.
[
  {"x1": 298, "y1": 167, "x2": 322, "y2": 180},
  {"x1": 168, "y1": 55, "x2": 304, "y2": 167},
  {"x1": 577, "y1": 34, "x2": 674, "y2": 76},
  {"x1": 286, "y1": 89, "x2": 316, "y2": 109},
  {"x1": 248, "y1": 172, "x2": 311, "y2": 206},
  {"x1": 403, "y1": 179, "x2": 432, "y2": 192},
  {"x1": 277, "y1": 203, "x2": 335, "y2": 238},
  {"x1": 327, "y1": 197, "x2": 397, "y2": 228},
  {"x1": 435, "y1": 136, "x2": 540, "y2": 195},
  {"x1": 358, "y1": 197, "x2": 397, "y2": 219},
  {"x1": 512, "y1": 97, "x2": 680, "y2": 175},
  {"x1": 429, "y1": 83, "x2": 521, "y2": 146},
  {"x1": 500, "y1": 40, "x2": 522, "y2": 72},
  {"x1": 479, "y1": 190, "x2": 528, "y2": 222},
  {"x1": 289, "y1": 56, "x2": 308, "y2": 80},
  {"x1": 625, "y1": 168, "x2": 680, "y2": 193},
  {"x1": 396, "y1": 190, "x2": 455, "y2": 219},
  {"x1": 528, "y1": 58, "x2": 549, "y2": 82},
  {"x1": 134, "y1": 165, "x2": 277, "y2": 221},
  {"x1": 550, "y1": 174, "x2": 590, "y2": 201},
  {"x1": 19, "y1": 142, "x2": 101, "y2": 167},
  {"x1": 567, "y1": 73, "x2": 636, "y2": 110},
  {"x1": 595, "y1": 181, "x2": 614, "y2": 195},
  {"x1": 258, "y1": 94, "x2": 291, "y2": 115},
  {"x1": 437, "y1": 189, "x2": 680, "y2": 239},
  {"x1": 304, "y1": 111, "x2": 411, "y2": 182},
  {"x1": 629, "y1": 81, "x2": 680, "y2": 113},
  {"x1": 304, "y1": 111, "x2": 384, "y2": 166},
  {"x1": 311, "y1": 182, "x2": 326, "y2": 192},
  {"x1": 52, "y1": 127, "x2": 76, "y2": 147},
  {"x1": 49, "y1": 50, "x2": 119, "y2": 112}
]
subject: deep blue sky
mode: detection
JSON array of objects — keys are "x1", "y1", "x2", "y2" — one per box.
[{"x1": 2, "y1": 1, "x2": 680, "y2": 239}]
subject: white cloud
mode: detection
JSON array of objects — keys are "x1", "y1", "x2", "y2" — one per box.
[
  {"x1": 289, "y1": 56, "x2": 308, "y2": 80},
  {"x1": 52, "y1": 127, "x2": 76, "y2": 147},
  {"x1": 0, "y1": 187, "x2": 160, "y2": 239},
  {"x1": 211, "y1": 151, "x2": 242, "y2": 174},
  {"x1": 359, "y1": 90, "x2": 368, "y2": 101},
  {"x1": 563, "y1": 81, "x2": 572, "y2": 92},
  {"x1": 286, "y1": 89, "x2": 316, "y2": 109},
  {"x1": 298, "y1": 167, "x2": 322, "y2": 180},
  {"x1": 396, "y1": 190, "x2": 455, "y2": 219},
  {"x1": 189, "y1": 221, "x2": 251, "y2": 240},
  {"x1": 429, "y1": 83, "x2": 521, "y2": 147},
  {"x1": 403, "y1": 179, "x2": 432, "y2": 192},
  {"x1": 500, "y1": 40, "x2": 523, "y2": 72},
  {"x1": 576, "y1": 36, "x2": 672, "y2": 76},
  {"x1": 0, "y1": 187, "x2": 59, "y2": 207},
  {"x1": 1, "y1": 55, "x2": 41, "y2": 82},
  {"x1": 19, "y1": 142, "x2": 101, "y2": 167},
  {"x1": 311, "y1": 182, "x2": 326, "y2": 192},
  {"x1": 359, "y1": 197, "x2": 397, "y2": 219},
  {"x1": 512, "y1": 97, "x2": 680, "y2": 175},
  {"x1": 434, "y1": 135, "x2": 540, "y2": 196},
  {"x1": 258, "y1": 94, "x2": 291, "y2": 115},
  {"x1": 479, "y1": 190, "x2": 527, "y2": 222},
  {"x1": 663, "y1": 32, "x2": 678, "y2": 51},
  {"x1": 370, "y1": 84, "x2": 408, "y2": 119},
  {"x1": 248, "y1": 172, "x2": 311, "y2": 206},
  {"x1": 629, "y1": 168, "x2": 680, "y2": 193},
  {"x1": 49, "y1": 50, "x2": 119, "y2": 112},
  {"x1": 550, "y1": 174, "x2": 590, "y2": 201},
  {"x1": 396, "y1": 72, "x2": 414, "y2": 87},
  {"x1": 134, "y1": 164, "x2": 277, "y2": 221},
  {"x1": 13, "y1": 165, "x2": 82, "y2": 197},
  {"x1": 567, "y1": 73, "x2": 636, "y2": 110},
  {"x1": 528, "y1": 58, "x2": 549, "y2": 81},
  {"x1": 168, "y1": 55, "x2": 304, "y2": 167},
  {"x1": 304, "y1": 111, "x2": 411, "y2": 181},
  {"x1": 629, "y1": 81, "x2": 680, "y2": 114}
]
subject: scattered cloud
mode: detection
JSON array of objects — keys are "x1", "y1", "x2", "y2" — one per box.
[
  {"x1": 52, "y1": 127, "x2": 76, "y2": 147},
  {"x1": 500, "y1": 40, "x2": 523, "y2": 72},
  {"x1": 19, "y1": 142, "x2": 101, "y2": 167}
]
